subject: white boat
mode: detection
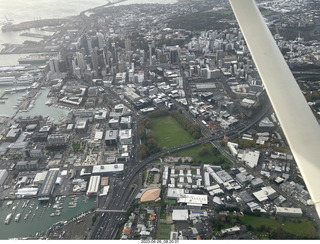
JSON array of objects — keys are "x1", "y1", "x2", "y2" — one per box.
[
  {"x1": 15, "y1": 213, "x2": 21, "y2": 222},
  {"x1": 5, "y1": 213, "x2": 13, "y2": 224},
  {"x1": 12, "y1": 205, "x2": 17, "y2": 211},
  {"x1": 6, "y1": 201, "x2": 13, "y2": 207}
]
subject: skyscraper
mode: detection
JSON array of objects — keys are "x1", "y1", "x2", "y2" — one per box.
[
  {"x1": 125, "y1": 38, "x2": 131, "y2": 53},
  {"x1": 148, "y1": 39, "x2": 155, "y2": 66}
]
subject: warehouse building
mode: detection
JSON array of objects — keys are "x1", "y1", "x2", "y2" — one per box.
[
  {"x1": 86, "y1": 175, "x2": 101, "y2": 196},
  {"x1": 38, "y1": 169, "x2": 59, "y2": 201}
]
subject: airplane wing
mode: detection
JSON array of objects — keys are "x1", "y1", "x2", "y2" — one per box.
[{"x1": 229, "y1": 0, "x2": 320, "y2": 218}]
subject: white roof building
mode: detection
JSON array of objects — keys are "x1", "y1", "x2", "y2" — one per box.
[
  {"x1": 172, "y1": 209, "x2": 189, "y2": 221},
  {"x1": 167, "y1": 188, "x2": 185, "y2": 199},
  {"x1": 227, "y1": 142, "x2": 238, "y2": 156},
  {"x1": 0, "y1": 169, "x2": 8, "y2": 186},
  {"x1": 239, "y1": 150, "x2": 260, "y2": 168},
  {"x1": 15, "y1": 187, "x2": 38, "y2": 196},
  {"x1": 92, "y1": 164, "x2": 124, "y2": 175},
  {"x1": 119, "y1": 129, "x2": 132, "y2": 145},
  {"x1": 33, "y1": 171, "x2": 48, "y2": 184},
  {"x1": 275, "y1": 207, "x2": 303, "y2": 217},
  {"x1": 178, "y1": 194, "x2": 208, "y2": 207},
  {"x1": 86, "y1": 175, "x2": 100, "y2": 196},
  {"x1": 253, "y1": 186, "x2": 277, "y2": 202}
]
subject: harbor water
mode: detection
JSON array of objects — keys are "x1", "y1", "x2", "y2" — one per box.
[
  {"x1": 0, "y1": 86, "x2": 70, "y2": 122},
  {"x1": 0, "y1": 195, "x2": 96, "y2": 239}
]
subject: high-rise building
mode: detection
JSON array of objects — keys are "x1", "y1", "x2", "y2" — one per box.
[
  {"x1": 125, "y1": 38, "x2": 131, "y2": 52},
  {"x1": 91, "y1": 49, "x2": 99, "y2": 71},
  {"x1": 216, "y1": 49, "x2": 224, "y2": 61},
  {"x1": 97, "y1": 32, "x2": 105, "y2": 49},
  {"x1": 170, "y1": 46, "x2": 180, "y2": 65},
  {"x1": 148, "y1": 39, "x2": 155, "y2": 66},
  {"x1": 49, "y1": 57, "x2": 60, "y2": 73},
  {"x1": 87, "y1": 37, "x2": 93, "y2": 53},
  {"x1": 76, "y1": 52, "x2": 86, "y2": 70}
]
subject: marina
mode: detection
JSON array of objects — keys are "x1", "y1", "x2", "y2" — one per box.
[
  {"x1": 0, "y1": 86, "x2": 70, "y2": 121},
  {"x1": 0, "y1": 195, "x2": 96, "y2": 239}
]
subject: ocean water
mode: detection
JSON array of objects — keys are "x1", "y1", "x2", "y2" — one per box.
[
  {"x1": 0, "y1": 0, "x2": 177, "y2": 65},
  {"x1": 0, "y1": 0, "x2": 177, "y2": 25}
]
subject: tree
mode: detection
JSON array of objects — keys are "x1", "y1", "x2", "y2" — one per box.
[
  {"x1": 139, "y1": 144, "x2": 148, "y2": 160},
  {"x1": 146, "y1": 131, "x2": 154, "y2": 140},
  {"x1": 212, "y1": 147, "x2": 220, "y2": 156},
  {"x1": 198, "y1": 147, "x2": 210, "y2": 157},
  {"x1": 144, "y1": 117, "x2": 152, "y2": 129}
]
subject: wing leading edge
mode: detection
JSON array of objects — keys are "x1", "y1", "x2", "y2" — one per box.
[{"x1": 229, "y1": 0, "x2": 320, "y2": 218}]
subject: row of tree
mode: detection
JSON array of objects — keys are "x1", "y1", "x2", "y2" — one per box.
[
  {"x1": 138, "y1": 116, "x2": 162, "y2": 160},
  {"x1": 170, "y1": 110, "x2": 202, "y2": 139}
]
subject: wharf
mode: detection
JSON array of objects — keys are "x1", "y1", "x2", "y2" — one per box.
[
  {"x1": 20, "y1": 33, "x2": 50, "y2": 39},
  {"x1": 1, "y1": 18, "x2": 67, "y2": 32}
]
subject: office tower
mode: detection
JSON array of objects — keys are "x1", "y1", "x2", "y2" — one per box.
[
  {"x1": 148, "y1": 39, "x2": 155, "y2": 66},
  {"x1": 97, "y1": 32, "x2": 105, "y2": 49},
  {"x1": 125, "y1": 38, "x2": 131, "y2": 52}
]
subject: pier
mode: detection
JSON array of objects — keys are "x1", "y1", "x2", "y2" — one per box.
[{"x1": 20, "y1": 33, "x2": 51, "y2": 39}]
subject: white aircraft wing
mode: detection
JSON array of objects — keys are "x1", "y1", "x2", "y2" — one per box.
[{"x1": 229, "y1": 0, "x2": 320, "y2": 217}]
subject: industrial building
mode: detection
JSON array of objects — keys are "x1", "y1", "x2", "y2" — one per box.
[
  {"x1": 86, "y1": 175, "x2": 101, "y2": 196},
  {"x1": 105, "y1": 130, "x2": 118, "y2": 145},
  {"x1": 38, "y1": 169, "x2": 59, "y2": 201},
  {"x1": 0, "y1": 169, "x2": 8, "y2": 186}
]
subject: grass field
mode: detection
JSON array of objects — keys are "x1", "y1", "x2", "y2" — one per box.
[
  {"x1": 174, "y1": 142, "x2": 230, "y2": 165},
  {"x1": 151, "y1": 116, "x2": 195, "y2": 149},
  {"x1": 240, "y1": 215, "x2": 318, "y2": 239},
  {"x1": 157, "y1": 224, "x2": 171, "y2": 240}
]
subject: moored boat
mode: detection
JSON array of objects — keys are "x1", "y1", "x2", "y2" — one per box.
[{"x1": 5, "y1": 213, "x2": 13, "y2": 224}]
